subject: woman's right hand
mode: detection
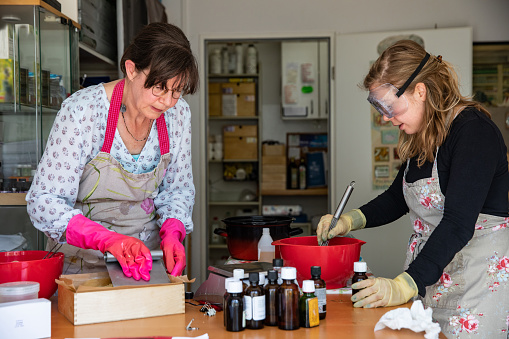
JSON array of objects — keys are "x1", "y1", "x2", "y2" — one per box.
[{"x1": 316, "y1": 214, "x2": 351, "y2": 245}]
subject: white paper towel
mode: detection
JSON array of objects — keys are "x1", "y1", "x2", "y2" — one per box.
[{"x1": 374, "y1": 300, "x2": 441, "y2": 339}]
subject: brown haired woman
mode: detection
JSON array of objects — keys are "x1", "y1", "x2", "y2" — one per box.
[
  {"x1": 317, "y1": 40, "x2": 509, "y2": 337},
  {"x1": 27, "y1": 23, "x2": 199, "y2": 281}
]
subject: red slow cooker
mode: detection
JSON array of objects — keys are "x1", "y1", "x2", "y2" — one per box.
[{"x1": 214, "y1": 216, "x2": 303, "y2": 260}]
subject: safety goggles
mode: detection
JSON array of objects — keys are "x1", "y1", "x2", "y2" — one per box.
[{"x1": 367, "y1": 53, "x2": 430, "y2": 119}]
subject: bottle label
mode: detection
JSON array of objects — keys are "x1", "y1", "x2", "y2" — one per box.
[
  {"x1": 307, "y1": 297, "x2": 320, "y2": 327},
  {"x1": 315, "y1": 287, "x2": 327, "y2": 313},
  {"x1": 252, "y1": 295, "x2": 266, "y2": 321},
  {"x1": 244, "y1": 295, "x2": 252, "y2": 320}
]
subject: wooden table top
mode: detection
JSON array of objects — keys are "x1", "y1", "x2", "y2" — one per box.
[{"x1": 51, "y1": 294, "x2": 445, "y2": 338}]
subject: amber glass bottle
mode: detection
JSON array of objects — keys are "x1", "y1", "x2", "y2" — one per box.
[
  {"x1": 277, "y1": 267, "x2": 300, "y2": 330},
  {"x1": 225, "y1": 280, "x2": 245, "y2": 332},
  {"x1": 244, "y1": 272, "x2": 265, "y2": 329},
  {"x1": 351, "y1": 261, "x2": 368, "y2": 305},
  {"x1": 223, "y1": 277, "x2": 237, "y2": 327},
  {"x1": 264, "y1": 270, "x2": 279, "y2": 326},
  {"x1": 310, "y1": 266, "x2": 326, "y2": 319}
]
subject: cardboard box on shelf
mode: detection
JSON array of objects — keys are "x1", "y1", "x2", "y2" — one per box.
[
  {"x1": 56, "y1": 272, "x2": 193, "y2": 325},
  {"x1": 208, "y1": 82, "x2": 221, "y2": 116},
  {"x1": 223, "y1": 125, "x2": 257, "y2": 137},
  {"x1": 262, "y1": 144, "x2": 285, "y2": 156},
  {"x1": 261, "y1": 181, "x2": 286, "y2": 191},
  {"x1": 221, "y1": 82, "x2": 256, "y2": 116},
  {"x1": 262, "y1": 155, "x2": 286, "y2": 165},
  {"x1": 223, "y1": 125, "x2": 258, "y2": 160}
]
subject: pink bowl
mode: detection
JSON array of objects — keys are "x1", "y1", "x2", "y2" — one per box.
[
  {"x1": 0, "y1": 250, "x2": 64, "y2": 299},
  {"x1": 272, "y1": 236, "x2": 366, "y2": 289}
]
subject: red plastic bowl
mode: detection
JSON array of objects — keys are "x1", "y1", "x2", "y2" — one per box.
[
  {"x1": 272, "y1": 236, "x2": 366, "y2": 289},
  {"x1": 0, "y1": 250, "x2": 64, "y2": 299}
]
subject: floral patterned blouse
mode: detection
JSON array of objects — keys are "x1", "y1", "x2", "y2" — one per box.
[{"x1": 26, "y1": 84, "x2": 195, "y2": 242}]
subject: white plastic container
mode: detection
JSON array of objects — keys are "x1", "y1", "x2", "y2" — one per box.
[
  {"x1": 0, "y1": 281, "x2": 40, "y2": 303},
  {"x1": 209, "y1": 48, "x2": 221, "y2": 74},
  {"x1": 235, "y1": 43, "x2": 244, "y2": 74},
  {"x1": 257, "y1": 228, "x2": 275, "y2": 262},
  {"x1": 245, "y1": 44, "x2": 258, "y2": 74}
]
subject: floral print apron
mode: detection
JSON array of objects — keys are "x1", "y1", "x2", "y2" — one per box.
[
  {"x1": 402, "y1": 154, "x2": 509, "y2": 338},
  {"x1": 48, "y1": 79, "x2": 172, "y2": 274}
]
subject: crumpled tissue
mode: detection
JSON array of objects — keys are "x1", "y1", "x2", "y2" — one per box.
[{"x1": 374, "y1": 300, "x2": 441, "y2": 339}]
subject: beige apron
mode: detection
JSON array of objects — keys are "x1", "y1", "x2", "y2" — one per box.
[
  {"x1": 403, "y1": 154, "x2": 509, "y2": 338},
  {"x1": 48, "y1": 79, "x2": 172, "y2": 274}
]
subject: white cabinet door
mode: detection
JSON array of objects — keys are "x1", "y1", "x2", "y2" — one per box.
[{"x1": 281, "y1": 41, "x2": 328, "y2": 119}]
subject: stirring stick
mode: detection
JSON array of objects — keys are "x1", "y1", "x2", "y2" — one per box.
[{"x1": 321, "y1": 181, "x2": 355, "y2": 246}]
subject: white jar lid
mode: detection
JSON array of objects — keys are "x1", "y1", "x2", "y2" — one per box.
[
  {"x1": 233, "y1": 269, "x2": 245, "y2": 280},
  {"x1": 227, "y1": 280, "x2": 243, "y2": 293},
  {"x1": 224, "y1": 277, "x2": 237, "y2": 289},
  {"x1": 281, "y1": 266, "x2": 296, "y2": 280},
  {"x1": 0, "y1": 281, "x2": 40, "y2": 296},
  {"x1": 354, "y1": 261, "x2": 367, "y2": 272},
  {"x1": 302, "y1": 280, "x2": 315, "y2": 293}
]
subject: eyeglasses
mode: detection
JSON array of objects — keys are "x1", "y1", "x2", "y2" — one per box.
[
  {"x1": 367, "y1": 53, "x2": 430, "y2": 119},
  {"x1": 141, "y1": 70, "x2": 182, "y2": 100}
]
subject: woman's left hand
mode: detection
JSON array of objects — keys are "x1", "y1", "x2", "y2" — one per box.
[
  {"x1": 160, "y1": 219, "x2": 187, "y2": 276},
  {"x1": 351, "y1": 272, "x2": 418, "y2": 308}
]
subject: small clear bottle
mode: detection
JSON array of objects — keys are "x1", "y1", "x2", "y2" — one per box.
[
  {"x1": 351, "y1": 261, "x2": 368, "y2": 305},
  {"x1": 277, "y1": 267, "x2": 300, "y2": 330},
  {"x1": 258, "y1": 228, "x2": 275, "y2": 262},
  {"x1": 299, "y1": 280, "x2": 319, "y2": 328},
  {"x1": 311, "y1": 266, "x2": 326, "y2": 319},
  {"x1": 225, "y1": 280, "x2": 245, "y2": 332},
  {"x1": 244, "y1": 272, "x2": 265, "y2": 329},
  {"x1": 209, "y1": 48, "x2": 221, "y2": 74},
  {"x1": 264, "y1": 270, "x2": 279, "y2": 326}
]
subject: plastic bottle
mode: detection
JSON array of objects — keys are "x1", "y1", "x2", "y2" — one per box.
[
  {"x1": 264, "y1": 270, "x2": 279, "y2": 326},
  {"x1": 351, "y1": 261, "x2": 368, "y2": 305},
  {"x1": 311, "y1": 266, "x2": 326, "y2": 319},
  {"x1": 224, "y1": 277, "x2": 238, "y2": 327},
  {"x1": 225, "y1": 280, "x2": 245, "y2": 332},
  {"x1": 214, "y1": 134, "x2": 223, "y2": 160},
  {"x1": 227, "y1": 43, "x2": 236, "y2": 74},
  {"x1": 245, "y1": 44, "x2": 258, "y2": 74},
  {"x1": 258, "y1": 228, "x2": 275, "y2": 262},
  {"x1": 299, "y1": 158, "x2": 307, "y2": 190},
  {"x1": 221, "y1": 47, "x2": 229, "y2": 74},
  {"x1": 276, "y1": 267, "x2": 300, "y2": 330},
  {"x1": 299, "y1": 280, "x2": 319, "y2": 328},
  {"x1": 209, "y1": 48, "x2": 221, "y2": 74},
  {"x1": 233, "y1": 268, "x2": 249, "y2": 292},
  {"x1": 272, "y1": 258, "x2": 283, "y2": 285},
  {"x1": 244, "y1": 272, "x2": 265, "y2": 329},
  {"x1": 288, "y1": 158, "x2": 298, "y2": 189},
  {"x1": 235, "y1": 43, "x2": 244, "y2": 74},
  {"x1": 210, "y1": 217, "x2": 221, "y2": 244}
]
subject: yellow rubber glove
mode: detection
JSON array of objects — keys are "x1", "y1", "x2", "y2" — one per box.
[
  {"x1": 351, "y1": 272, "x2": 418, "y2": 308},
  {"x1": 316, "y1": 209, "x2": 366, "y2": 245}
]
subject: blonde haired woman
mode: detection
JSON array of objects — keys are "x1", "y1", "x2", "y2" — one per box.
[{"x1": 318, "y1": 40, "x2": 509, "y2": 337}]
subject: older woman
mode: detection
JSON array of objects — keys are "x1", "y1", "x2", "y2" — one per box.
[{"x1": 27, "y1": 22, "x2": 198, "y2": 281}]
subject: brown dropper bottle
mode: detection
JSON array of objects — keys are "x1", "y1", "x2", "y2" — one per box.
[
  {"x1": 311, "y1": 266, "x2": 326, "y2": 319},
  {"x1": 351, "y1": 261, "x2": 368, "y2": 305},
  {"x1": 245, "y1": 272, "x2": 265, "y2": 329},
  {"x1": 277, "y1": 266, "x2": 300, "y2": 330},
  {"x1": 264, "y1": 269, "x2": 279, "y2": 326}
]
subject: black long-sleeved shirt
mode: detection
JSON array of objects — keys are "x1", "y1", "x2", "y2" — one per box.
[{"x1": 359, "y1": 107, "x2": 509, "y2": 296}]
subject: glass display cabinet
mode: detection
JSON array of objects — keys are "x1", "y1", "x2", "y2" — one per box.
[{"x1": 0, "y1": 1, "x2": 79, "y2": 250}]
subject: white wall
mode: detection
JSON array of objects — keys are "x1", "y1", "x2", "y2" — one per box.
[{"x1": 161, "y1": 0, "x2": 509, "y2": 286}]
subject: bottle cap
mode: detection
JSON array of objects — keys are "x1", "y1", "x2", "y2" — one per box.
[
  {"x1": 224, "y1": 277, "x2": 237, "y2": 289},
  {"x1": 354, "y1": 261, "x2": 367, "y2": 272},
  {"x1": 258, "y1": 272, "x2": 266, "y2": 285},
  {"x1": 185, "y1": 291, "x2": 194, "y2": 299},
  {"x1": 233, "y1": 269, "x2": 245, "y2": 280},
  {"x1": 249, "y1": 272, "x2": 259, "y2": 283},
  {"x1": 272, "y1": 258, "x2": 283, "y2": 268},
  {"x1": 302, "y1": 280, "x2": 315, "y2": 293},
  {"x1": 311, "y1": 266, "x2": 321, "y2": 277},
  {"x1": 267, "y1": 269, "x2": 278, "y2": 281},
  {"x1": 281, "y1": 266, "x2": 296, "y2": 280},
  {"x1": 227, "y1": 280, "x2": 243, "y2": 293}
]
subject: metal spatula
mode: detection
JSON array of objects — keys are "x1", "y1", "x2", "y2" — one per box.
[
  {"x1": 104, "y1": 250, "x2": 171, "y2": 286},
  {"x1": 321, "y1": 181, "x2": 355, "y2": 246}
]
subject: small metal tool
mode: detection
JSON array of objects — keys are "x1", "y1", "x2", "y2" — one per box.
[{"x1": 321, "y1": 181, "x2": 355, "y2": 246}]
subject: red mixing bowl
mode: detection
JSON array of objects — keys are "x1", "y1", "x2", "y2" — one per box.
[
  {"x1": 272, "y1": 236, "x2": 366, "y2": 289},
  {"x1": 0, "y1": 250, "x2": 64, "y2": 299}
]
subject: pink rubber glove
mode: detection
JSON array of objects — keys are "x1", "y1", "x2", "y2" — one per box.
[
  {"x1": 160, "y1": 218, "x2": 186, "y2": 276},
  {"x1": 66, "y1": 214, "x2": 152, "y2": 281}
]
